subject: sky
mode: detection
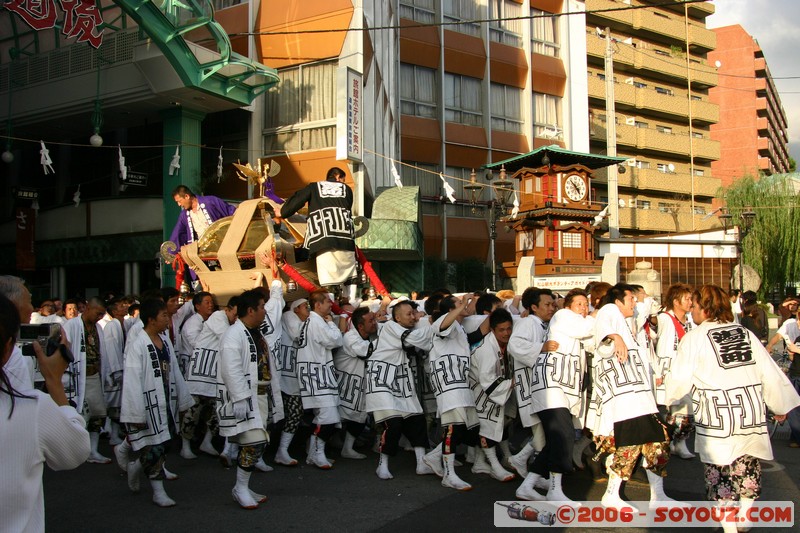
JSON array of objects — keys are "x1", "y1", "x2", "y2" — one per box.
[{"x1": 707, "y1": 0, "x2": 800, "y2": 161}]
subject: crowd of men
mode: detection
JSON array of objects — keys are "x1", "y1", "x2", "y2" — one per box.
[{"x1": 4, "y1": 276, "x2": 799, "y2": 532}]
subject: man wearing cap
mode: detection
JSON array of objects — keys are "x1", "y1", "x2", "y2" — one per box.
[
  {"x1": 272, "y1": 297, "x2": 309, "y2": 466},
  {"x1": 295, "y1": 291, "x2": 347, "y2": 469}
]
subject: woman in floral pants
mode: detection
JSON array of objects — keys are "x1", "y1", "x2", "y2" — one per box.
[{"x1": 666, "y1": 285, "x2": 800, "y2": 533}]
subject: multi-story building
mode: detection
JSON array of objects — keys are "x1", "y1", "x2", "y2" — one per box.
[
  {"x1": 585, "y1": 0, "x2": 722, "y2": 235},
  {"x1": 260, "y1": 0, "x2": 592, "y2": 291},
  {"x1": 709, "y1": 25, "x2": 790, "y2": 186}
]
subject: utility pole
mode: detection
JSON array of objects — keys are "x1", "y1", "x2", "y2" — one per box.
[{"x1": 604, "y1": 27, "x2": 620, "y2": 239}]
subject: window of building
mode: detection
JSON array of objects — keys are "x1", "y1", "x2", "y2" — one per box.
[
  {"x1": 533, "y1": 93, "x2": 562, "y2": 138},
  {"x1": 692, "y1": 132, "x2": 704, "y2": 138},
  {"x1": 490, "y1": 83, "x2": 523, "y2": 133},
  {"x1": 531, "y1": 9, "x2": 559, "y2": 57},
  {"x1": 400, "y1": 63, "x2": 437, "y2": 118},
  {"x1": 656, "y1": 163, "x2": 669, "y2": 173},
  {"x1": 656, "y1": 125, "x2": 672, "y2": 134},
  {"x1": 693, "y1": 206, "x2": 706, "y2": 215},
  {"x1": 658, "y1": 202, "x2": 677, "y2": 213},
  {"x1": 443, "y1": 0, "x2": 480, "y2": 37},
  {"x1": 562, "y1": 233, "x2": 581, "y2": 248},
  {"x1": 399, "y1": 0, "x2": 435, "y2": 24},
  {"x1": 490, "y1": 0, "x2": 522, "y2": 47},
  {"x1": 639, "y1": 200, "x2": 651, "y2": 210},
  {"x1": 264, "y1": 60, "x2": 337, "y2": 153},
  {"x1": 444, "y1": 73, "x2": 482, "y2": 126},
  {"x1": 633, "y1": 81, "x2": 647, "y2": 89},
  {"x1": 597, "y1": 73, "x2": 606, "y2": 80},
  {"x1": 655, "y1": 86, "x2": 673, "y2": 96},
  {"x1": 213, "y1": 0, "x2": 243, "y2": 9},
  {"x1": 690, "y1": 95, "x2": 702, "y2": 101},
  {"x1": 631, "y1": 159, "x2": 650, "y2": 169},
  {"x1": 401, "y1": 162, "x2": 441, "y2": 215},
  {"x1": 694, "y1": 169, "x2": 705, "y2": 176},
  {"x1": 634, "y1": 120, "x2": 648, "y2": 129},
  {"x1": 654, "y1": 49, "x2": 670, "y2": 57}
]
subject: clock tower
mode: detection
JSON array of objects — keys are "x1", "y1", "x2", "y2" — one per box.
[{"x1": 484, "y1": 145, "x2": 625, "y2": 290}]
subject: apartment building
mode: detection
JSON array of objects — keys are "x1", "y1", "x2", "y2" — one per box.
[
  {"x1": 709, "y1": 25, "x2": 790, "y2": 186},
  {"x1": 585, "y1": 0, "x2": 722, "y2": 235}
]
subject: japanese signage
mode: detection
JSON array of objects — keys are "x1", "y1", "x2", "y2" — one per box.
[
  {"x1": 15, "y1": 207, "x2": 36, "y2": 271},
  {"x1": 4, "y1": 0, "x2": 105, "y2": 49},
  {"x1": 533, "y1": 275, "x2": 600, "y2": 293},
  {"x1": 123, "y1": 171, "x2": 148, "y2": 186},
  {"x1": 336, "y1": 67, "x2": 362, "y2": 162}
]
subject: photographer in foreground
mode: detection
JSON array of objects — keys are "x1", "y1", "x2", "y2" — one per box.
[{"x1": 0, "y1": 293, "x2": 90, "y2": 532}]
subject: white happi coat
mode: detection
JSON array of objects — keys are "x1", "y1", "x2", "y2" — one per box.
[
  {"x1": 333, "y1": 327, "x2": 375, "y2": 423},
  {"x1": 180, "y1": 313, "x2": 205, "y2": 364},
  {"x1": 365, "y1": 320, "x2": 435, "y2": 415},
  {"x1": 121, "y1": 329, "x2": 193, "y2": 450},
  {"x1": 256, "y1": 282, "x2": 285, "y2": 424},
  {"x1": 408, "y1": 319, "x2": 437, "y2": 415},
  {"x1": 530, "y1": 308, "x2": 594, "y2": 418},
  {"x1": 652, "y1": 311, "x2": 690, "y2": 405},
  {"x1": 295, "y1": 311, "x2": 343, "y2": 410},
  {"x1": 590, "y1": 303, "x2": 657, "y2": 436},
  {"x1": 508, "y1": 315, "x2": 548, "y2": 427},
  {"x1": 429, "y1": 316, "x2": 474, "y2": 417},
  {"x1": 217, "y1": 320, "x2": 266, "y2": 437},
  {"x1": 186, "y1": 310, "x2": 229, "y2": 398},
  {"x1": 277, "y1": 311, "x2": 302, "y2": 396},
  {"x1": 469, "y1": 332, "x2": 514, "y2": 442},
  {"x1": 666, "y1": 321, "x2": 800, "y2": 466},
  {"x1": 101, "y1": 318, "x2": 126, "y2": 409},
  {"x1": 63, "y1": 317, "x2": 105, "y2": 414}
]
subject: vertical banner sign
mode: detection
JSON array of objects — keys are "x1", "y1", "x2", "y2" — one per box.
[
  {"x1": 336, "y1": 67, "x2": 363, "y2": 162},
  {"x1": 16, "y1": 207, "x2": 36, "y2": 271}
]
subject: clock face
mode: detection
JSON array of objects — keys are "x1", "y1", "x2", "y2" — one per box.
[{"x1": 564, "y1": 174, "x2": 587, "y2": 202}]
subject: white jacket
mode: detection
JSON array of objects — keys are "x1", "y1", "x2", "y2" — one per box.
[
  {"x1": 508, "y1": 315, "x2": 548, "y2": 427},
  {"x1": 186, "y1": 310, "x2": 230, "y2": 398},
  {"x1": 365, "y1": 320, "x2": 435, "y2": 415},
  {"x1": 217, "y1": 320, "x2": 265, "y2": 437},
  {"x1": 121, "y1": 329, "x2": 193, "y2": 450},
  {"x1": 334, "y1": 327, "x2": 374, "y2": 422},
  {"x1": 101, "y1": 318, "x2": 126, "y2": 409},
  {"x1": 429, "y1": 316, "x2": 474, "y2": 417},
  {"x1": 63, "y1": 316, "x2": 105, "y2": 414},
  {"x1": 666, "y1": 320, "x2": 800, "y2": 465},
  {"x1": 590, "y1": 303, "x2": 657, "y2": 436},
  {"x1": 295, "y1": 311, "x2": 343, "y2": 409},
  {"x1": 469, "y1": 332, "x2": 514, "y2": 442},
  {"x1": 530, "y1": 308, "x2": 594, "y2": 418}
]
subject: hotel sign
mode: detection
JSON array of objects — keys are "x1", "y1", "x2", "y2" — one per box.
[{"x1": 337, "y1": 67, "x2": 362, "y2": 162}]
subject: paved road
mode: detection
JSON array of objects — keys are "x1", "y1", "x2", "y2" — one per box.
[{"x1": 43, "y1": 425, "x2": 799, "y2": 532}]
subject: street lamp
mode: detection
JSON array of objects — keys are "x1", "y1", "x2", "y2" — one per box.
[
  {"x1": 466, "y1": 165, "x2": 514, "y2": 290},
  {"x1": 718, "y1": 206, "x2": 756, "y2": 291}
]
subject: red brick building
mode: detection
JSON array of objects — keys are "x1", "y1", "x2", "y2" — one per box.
[{"x1": 709, "y1": 25, "x2": 790, "y2": 187}]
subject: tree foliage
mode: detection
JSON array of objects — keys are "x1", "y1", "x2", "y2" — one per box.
[{"x1": 722, "y1": 175, "x2": 800, "y2": 299}]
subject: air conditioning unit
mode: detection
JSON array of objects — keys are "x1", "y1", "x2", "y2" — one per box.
[
  {"x1": 624, "y1": 77, "x2": 635, "y2": 85},
  {"x1": 628, "y1": 199, "x2": 638, "y2": 209},
  {"x1": 626, "y1": 158, "x2": 636, "y2": 167},
  {"x1": 622, "y1": 37, "x2": 633, "y2": 45},
  {"x1": 625, "y1": 117, "x2": 635, "y2": 126}
]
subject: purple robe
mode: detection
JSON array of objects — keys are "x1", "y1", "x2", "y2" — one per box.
[
  {"x1": 168, "y1": 195, "x2": 236, "y2": 282},
  {"x1": 169, "y1": 195, "x2": 236, "y2": 247}
]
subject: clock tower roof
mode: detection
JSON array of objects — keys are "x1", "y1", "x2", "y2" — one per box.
[{"x1": 484, "y1": 145, "x2": 626, "y2": 174}]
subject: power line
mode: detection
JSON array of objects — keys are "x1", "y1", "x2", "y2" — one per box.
[{"x1": 231, "y1": 0, "x2": 708, "y2": 37}]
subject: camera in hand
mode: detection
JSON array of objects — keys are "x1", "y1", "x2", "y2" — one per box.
[{"x1": 18, "y1": 323, "x2": 74, "y2": 363}]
